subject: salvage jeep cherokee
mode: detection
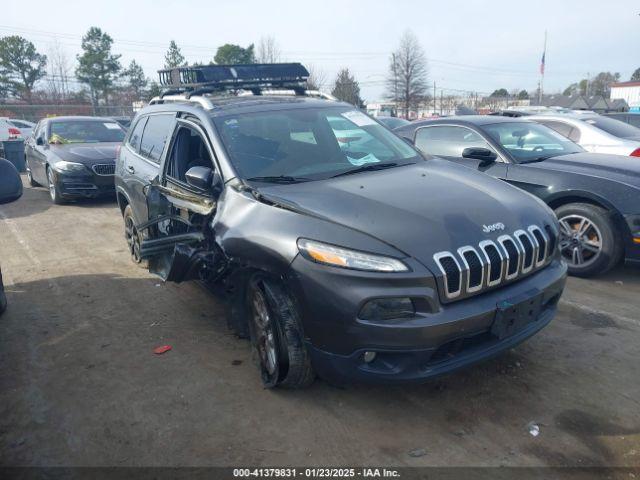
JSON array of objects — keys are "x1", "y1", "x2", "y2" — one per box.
[{"x1": 115, "y1": 64, "x2": 567, "y2": 388}]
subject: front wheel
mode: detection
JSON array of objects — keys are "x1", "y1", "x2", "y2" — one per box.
[
  {"x1": 47, "y1": 167, "x2": 64, "y2": 205},
  {"x1": 555, "y1": 203, "x2": 623, "y2": 277},
  {"x1": 123, "y1": 204, "x2": 145, "y2": 267},
  {"x1": 247, "y1": 275, "x2": 315, "y2": 389}
]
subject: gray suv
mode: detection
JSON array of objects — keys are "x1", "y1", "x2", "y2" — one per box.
[{"x1": 114, "y1": 64, "x2": 567, "y2": 388}]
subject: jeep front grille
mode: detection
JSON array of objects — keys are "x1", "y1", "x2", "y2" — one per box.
[
  {"x1": 92, "y1": 164, "x2": 115, "y2": 176},
  {"x1": 433, "y1": 225, "x2": 554, "y2": 301}
]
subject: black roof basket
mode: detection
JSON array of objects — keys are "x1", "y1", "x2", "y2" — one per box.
[{"x1": 158, "y1": 63, "x2": 310, "y2": 98}]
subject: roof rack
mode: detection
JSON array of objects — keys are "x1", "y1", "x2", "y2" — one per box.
[
  {"x1": 150, "y1": 63, "x2": 336, "y2": 109},
  {"x1": 158, "y1": 63, "x2": 309, "y2": 96}
]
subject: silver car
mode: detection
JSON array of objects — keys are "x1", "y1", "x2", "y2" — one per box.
[
  {"x1": 0, "y1": 117, "x2": 35, "y2": 141},
  {"x1": 529, "y1": 113, "x2": 640, "y2": 157}
]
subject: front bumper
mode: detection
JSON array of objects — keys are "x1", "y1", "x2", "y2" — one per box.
[
  {"x1": 50, "y1": 168, "x2": 115, "y2": 199},
  {"x1": 288, "y1": 256, "x2": 567, "y2": 384}
]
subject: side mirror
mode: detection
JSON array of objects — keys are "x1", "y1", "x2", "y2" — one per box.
[
  {"x1": 0, "y1": 159, "x2": 23, "y2": 205},
  {"x1": 462, "y1": 147, "x2": 497, "y2": 165},
  {"x1": 185, "y1": 166, "x2": 222, "y2": 194}
]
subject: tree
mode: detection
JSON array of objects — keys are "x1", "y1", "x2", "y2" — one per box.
[
  {"x1": 385, "y1": 30, "x2": 429, "y2": 118},
  {"x1": 490, "y1": 88, "x2": 509, "y2": 98},
  {"x1": 123, "y1": 60, "x2": 148, "y2": 99},
  {"x1": 631, "y1": 68, "x2": 640, "y2": 82},
  {"x1": 146, "y1": 81, "x2": 163, "y2": 101},
  {"x1": 331, "y1": 68, "x2": 364, "y2": 107},
  {"x1": 256, "y1": 36, "x2": 281, "y2": 63},
  {"x1": 306, "y1": 64, "x2": 327, "y2": 91},
  {"x1": 589, "y1": 72, "x2": 620, "y2": 97},
  {"x1": 0, "y1": 35, "x2": 47, "y2": 101},
  {"x1": 214, "y1": 44, "x2": 255, "y2": 64},
  {"x1": 164, "y1": 40, "x2": 186, "y2": 69},
  {"x1": 517, "y1": 90, "x2": 529, "y2": 100},
  {"x1": 76, "y1": 27, "x2": 122, "y2": 107},
  {"x1": 45, "y1": 40, "x2": 71, "y2": 101}
]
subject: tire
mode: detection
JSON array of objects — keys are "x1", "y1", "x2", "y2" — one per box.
[
  {"x1": 46, "y1": 167, "x2": 65, "y2": 205},
  {"x1": 123, "y1": 204, "x2": 146, "y2": 267},
  {"x1": 246, "y1": 275, "x2": 315, "y2": 389},
  {"x1": 555, "y1": 203, "x2": 623, "y2": 277},
  {"x1": 25, "y1": 159, "x2": 39, "y2": 187}
]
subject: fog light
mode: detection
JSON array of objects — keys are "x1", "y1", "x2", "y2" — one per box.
[
  {"x1": 359, "y1": 297, "x2": 415, "y2": 321},
  {"x1": 363, "y1": 351, "x2": 377, "y2": 363}
]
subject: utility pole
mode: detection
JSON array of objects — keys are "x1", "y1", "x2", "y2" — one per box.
[{"x1": 433, "y1": 82, "x2": 436, "y2": 116}]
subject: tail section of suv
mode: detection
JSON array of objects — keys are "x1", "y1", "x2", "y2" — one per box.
[{"x1": 115, "y1": 64, "x2": 566, "y2": 388}]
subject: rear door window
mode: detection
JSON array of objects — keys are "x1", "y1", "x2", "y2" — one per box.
[
  {"x1": 539, "y1": 120, "x2": 580, "y2": 143},
  {"x1": 127, "y1": 116, "x2": 148, "y2": 153},
  {"x1": 139, "y1": 114, "x2": 175, "y2": 163}
]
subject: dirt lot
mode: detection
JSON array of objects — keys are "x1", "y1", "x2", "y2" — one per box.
[{"x1": 1, "y1": 177, "x2": 639, "y2": 470}]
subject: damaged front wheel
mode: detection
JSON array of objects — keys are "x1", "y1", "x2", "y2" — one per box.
[
  {"x1": 123, "y1": 205, "x2": 145, "y2": 267},
  {"x1": 247, "y1": 276, "x2": 315, "y2": 389}
]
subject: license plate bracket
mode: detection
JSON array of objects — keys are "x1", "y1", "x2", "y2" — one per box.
[{"x1": 491, "y1": 291, "x2": 544, "y2": 340}]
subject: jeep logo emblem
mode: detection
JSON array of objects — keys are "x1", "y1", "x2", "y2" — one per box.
[{"x1": 482, "y1": 222, "x2": 505, "y2": 233}]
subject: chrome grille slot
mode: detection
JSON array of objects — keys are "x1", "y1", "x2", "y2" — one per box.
[
  {"x1": 498, "y1": 235, "x2": 520, "y2": 279},
  {"x1": 528, "y1": 225, "x2": 548, "y2": 266},
  {"x1": 92, "y1": 164, "x2": 115, "y2": 176},
  {"x1": 458, "y1": 246, "x2": 484, "y2": 292},
  {"x1": 515, "y1": 230, "x2": 535, "y2": 273},
  {"x1": 480, "y1": 240, "x2": 503, "y2": 286},
  {"x1": 545, "y1": 225, "x2": 557, "y2": 254},
  {"x1": 433, "y1": 252, "x2": 462, "y2": 299}
]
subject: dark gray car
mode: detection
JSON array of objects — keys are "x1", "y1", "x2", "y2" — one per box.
[
  {"x1": 396, "y1": 116, "x2": 640, "y2": 277},
  {"x1": 24, "y1": 116, "x2": 125, "y2": 204},
  {"x1": 115, "y1": 64, "x2": 567, "y2": 388}
]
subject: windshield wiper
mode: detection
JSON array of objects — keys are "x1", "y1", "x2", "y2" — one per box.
[
  {"x1": 521, "y1": 155, "x2": 556, "y2": 164},
  {"x1": 331, "y1": 162, "x2": 407, "y2": 178},
  {"x1": 246, "y1": 175, "x2": 312, "y2": 184}
]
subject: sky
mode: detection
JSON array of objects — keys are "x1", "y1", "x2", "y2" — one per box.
[{"x1": 4, "y1": 0, "x2": 640, "y2": 102}]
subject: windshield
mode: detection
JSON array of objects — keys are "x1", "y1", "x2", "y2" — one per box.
[
  {"x1": 213, "y1": 107, "x2": 420, "y2": 182},
  {"x1": 583, "y1": 116, "x2": 640, "y2": 139},
  {"x1": 483, "y1": 121, "x2": 584, "y2": 162},
  {"x1": 49, "y1": 120, "x2": 126, "y2": 144}
]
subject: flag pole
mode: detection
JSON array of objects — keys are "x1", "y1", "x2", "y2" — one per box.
[{"x1": 539, "y1": 30, "x2": 547, "y2": 104}]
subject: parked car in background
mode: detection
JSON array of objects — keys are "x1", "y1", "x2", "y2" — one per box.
[
  {"x1": 0, "y1": 118, "x2": 28, "y2": 141},
  {"x1": 528, "y1": 113, "x2": 640, "y2": 157},
  {"x1": 603, "y1": 112, "x2": 640, "y2": 129},
  {"x1": 115, "y1": 63, "x2": 567, "y2": 389},
  {"x1": 110, "y1": 116, "x2": 133, "y2": 130},
  {"x1": 377, "y1": 116, "x2": 411, "y2": 129},
  {"x1": 396, "y1": 116, "x2": 640, "y2": 277},
  {"x1": 24, "y1": 116, "x2": 126, "y2": 204},
  {"x1": 0, "y1": 158, "x2": 23, "y2": 316}
]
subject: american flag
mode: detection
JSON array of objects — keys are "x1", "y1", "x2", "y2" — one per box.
[{"x1": 540, "y1": 51, "x2": 546, "y2": 75}]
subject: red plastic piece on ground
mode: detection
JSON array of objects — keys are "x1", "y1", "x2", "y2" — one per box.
[{"x1": 153, "y1": 345, "x2": 172, "y2": 355}]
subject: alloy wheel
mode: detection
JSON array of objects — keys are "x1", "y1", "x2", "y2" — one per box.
[
  {"x1": 251, "y1": 288, "x2": 278, "y2": 377},
  {"x1": 558, "y1": 214, "x2": 603, "y2": 267},
  {"x1": 47, "y1": 169, "x2": 56, "y2": 201},
  {"x1": 124, "y1": 214, "x2": 142, "y2": 263},
  {"x1": 26, "y1": 160, "x2": 32, "y2": 183}
]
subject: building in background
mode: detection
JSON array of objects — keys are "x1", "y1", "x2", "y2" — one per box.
[{"x1": 610, "y1": 81, "x2": 640, "y2": 113}]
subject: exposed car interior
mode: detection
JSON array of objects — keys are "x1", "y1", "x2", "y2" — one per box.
[{"x1": 165, "y1": 125, "x2": 214, "y2": 183}]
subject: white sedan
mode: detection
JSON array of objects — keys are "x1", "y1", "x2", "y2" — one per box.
[{"x1": 529, "y1": 113, "x2": 640, "y2": 157}]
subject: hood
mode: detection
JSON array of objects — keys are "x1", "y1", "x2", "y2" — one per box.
[
  {"x1": 527, "y1": 152, "x2": 640, "y2": 187},
  {"x1": 255, "y1": 159, "x2": 554, "y2": 267},
  {"x1": 50, "y1": 143, "x2": 120, "y2": 165}
]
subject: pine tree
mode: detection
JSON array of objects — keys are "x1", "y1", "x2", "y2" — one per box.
[{"x1": 164, "y1": 40, "x2": 186, "y2": 69}]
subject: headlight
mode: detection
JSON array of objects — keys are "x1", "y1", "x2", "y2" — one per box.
[
  {"x1": 297, "y1": 239, "x2": 408, "y2": 272},
  {"x1": 54, "y1": 161, "x2": 86, "y2": 172}
]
